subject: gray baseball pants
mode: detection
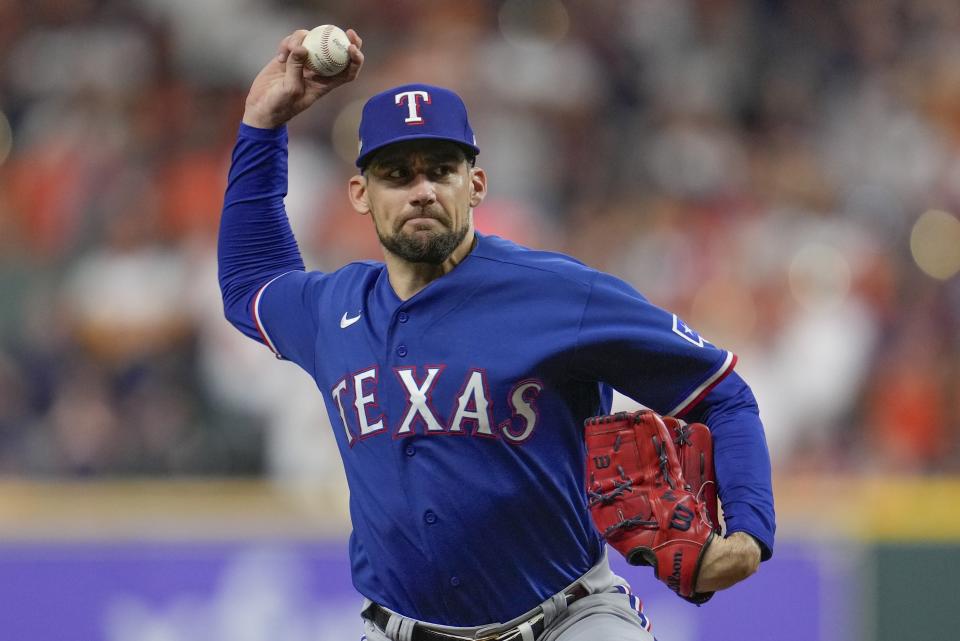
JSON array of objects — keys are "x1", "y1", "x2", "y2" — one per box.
[{"x1": 360, "y1": 550, "x2": 656, "y2": 641}]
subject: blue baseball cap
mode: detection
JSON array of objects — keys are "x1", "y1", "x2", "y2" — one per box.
[{"x1": 356, "y1": 83, "x2": 479, "y2": 168}]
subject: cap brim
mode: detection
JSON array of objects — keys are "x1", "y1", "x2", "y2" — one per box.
[{"x1": 356, "y1": 133, "x2": 480, "y2": 168}]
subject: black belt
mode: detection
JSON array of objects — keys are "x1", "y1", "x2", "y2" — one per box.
[{"x1": 365, "y1": 585, "x2": 589, "y2": 641}]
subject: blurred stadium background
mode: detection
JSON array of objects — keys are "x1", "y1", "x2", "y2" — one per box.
[{"x1": 1, "y1": 0, "x2": 959, "y2": 639}]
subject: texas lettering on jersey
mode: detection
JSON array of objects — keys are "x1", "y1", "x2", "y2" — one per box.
[{"x1": 330, "y1": 366, "x2": 543, "y2": 446}]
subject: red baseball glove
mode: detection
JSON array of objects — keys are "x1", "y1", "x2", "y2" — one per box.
[{"x1": 585, "y1": 410, "x2": 721, "y2": 604}]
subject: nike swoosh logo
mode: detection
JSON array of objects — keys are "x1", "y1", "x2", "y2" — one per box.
[{"x1": 340, "y1": 312, "x2": 362, "y2": 329}]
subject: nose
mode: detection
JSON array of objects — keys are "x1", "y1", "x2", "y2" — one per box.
[{"x1": 408, "y1": 174, "x2": 437, "y2": 208}]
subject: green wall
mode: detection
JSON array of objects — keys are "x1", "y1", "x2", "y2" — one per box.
[{"x1": 873, "y1": 543, "x2": 960, "y2": 641}]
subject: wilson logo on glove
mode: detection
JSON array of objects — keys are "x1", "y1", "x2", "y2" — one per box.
[
  {"x1": 593, "y1": 455, "x2": 611, "y2": 469},
  {"x1": 669, "y1": 503, "x2": 695, "y2": 531}
]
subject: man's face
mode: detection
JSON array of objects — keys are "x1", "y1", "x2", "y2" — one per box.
[{"x1": 349, "y1": 140, "x2": 486, "y2": 265}]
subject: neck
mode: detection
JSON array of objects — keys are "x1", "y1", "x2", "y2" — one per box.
[{"x1": 384, "y1": 229, "x2": 477, "y2": 300}]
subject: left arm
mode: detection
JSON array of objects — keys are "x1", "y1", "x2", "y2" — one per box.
[
  {"x1": 682, "y1": 372, "x2": 775, "y2": 591},
  {"x1": 570, "y1": 272, "x2": 775, "y2": 592}
]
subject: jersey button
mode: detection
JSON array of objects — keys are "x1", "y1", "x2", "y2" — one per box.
[
  {"x1": 449, "y1": 576, "x2": 461, "y2": 587},
  {"x1": 424, "y1": 510, "x2": 437, "y2": 525},
  {"x1": 405, "y1": 445, "x2": 416, "y2": 456},
  {"x1": 397, "y1": 345, "x2": 408, "y2": 357},
  {"x1": 398, "y1": 312, "x2": 409, "y2": 323}
]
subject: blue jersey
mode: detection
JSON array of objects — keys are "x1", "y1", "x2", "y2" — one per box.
[
  {"x1": 253, "y1": 237, "x2": 734, "y2": 624},
  {"x1": 219, "y1": 124, "x2": 770, "y2": 627}
]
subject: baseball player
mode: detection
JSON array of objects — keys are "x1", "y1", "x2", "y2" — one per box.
[{"x1": 220, "y1": 29, "x2": 775, "y2": 641}]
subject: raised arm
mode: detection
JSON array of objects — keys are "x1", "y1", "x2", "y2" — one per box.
[{"x1": 218, "y1": 29, "x2": 364, "y2": 340}]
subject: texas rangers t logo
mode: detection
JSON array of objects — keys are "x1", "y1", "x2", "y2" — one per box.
[{"x1": 395, "y1": 90, "x2": 430, "y2": 124}]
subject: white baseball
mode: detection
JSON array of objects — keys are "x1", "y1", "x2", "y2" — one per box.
[{"x1": 302, "y1": 25, "x2": 351, "y2": 76}]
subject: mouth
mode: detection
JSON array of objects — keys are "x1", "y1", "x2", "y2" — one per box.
[
  {"x1": 405, "y1": 217, "x2": 441, "y2": 227},
  {"x1": 399, "y1": 210, "x2": 447, "y2": 230}
]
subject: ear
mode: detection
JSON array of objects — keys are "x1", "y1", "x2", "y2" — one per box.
[
  {"x1": 348, "y1": 174, "x2": 370, "y2": 215},
  {"x1": 469, "y1": 166, "x2": 487, "y2": 208}
]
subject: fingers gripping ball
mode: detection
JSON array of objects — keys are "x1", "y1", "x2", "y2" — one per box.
[
  {"x1": 302, "y1": 25, "x2": 350, "y2": 76},
  {"x1": 585, "y1": 410, "x2": 717, "y2": 604}
]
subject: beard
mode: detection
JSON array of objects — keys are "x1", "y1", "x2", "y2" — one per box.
[{"x1": 376, "y1": 214, "x2": 471, "y2": 265}]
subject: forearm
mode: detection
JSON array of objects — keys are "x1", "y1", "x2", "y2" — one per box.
[
  {"x1": 218, "y1": 124, "x2": 305, "y2": 340},
  {"x1": 696, "y1": 531, "x2": 761, "y2": 592},
  {"x1": 685, "y1": 372, "x2": 776, "y2": 560}
]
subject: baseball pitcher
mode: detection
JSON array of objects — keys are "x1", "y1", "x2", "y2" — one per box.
[{"x1": 219, "y1": 28, "x2": 775, "y2": 641}]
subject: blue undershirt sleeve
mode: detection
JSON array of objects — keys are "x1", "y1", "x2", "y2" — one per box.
[
  {"x1": 218, "y1": 124, "x2": 306, "y2": 343},
  {"x1": 684, "y1": 372, "x2": 776, "y2": 561}
]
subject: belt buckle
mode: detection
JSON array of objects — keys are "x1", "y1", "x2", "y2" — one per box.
[
  {"x1": 490, "y1": 584, "x2": 584, "y2": 641},
  {"x1": 486, "y1": 611, "x2": 544, "y2": 641},
  {"x1": 413, "y1": 584, "x2": 586, "y2": 641},
  {"x1": 473, "y1": 629, "x2": 511, "y2": 641},
  {"x1": 565, "y1": 584, "x2": 588, "y2": 604}
]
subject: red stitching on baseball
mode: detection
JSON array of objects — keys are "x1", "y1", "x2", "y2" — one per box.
[{"x1": 319, "y1": 25, "x2": 333, "y2": 70}]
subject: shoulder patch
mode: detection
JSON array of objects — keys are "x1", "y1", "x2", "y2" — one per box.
[{"x1": 672, "y1": 314, "x2": 704, "y2": 347}]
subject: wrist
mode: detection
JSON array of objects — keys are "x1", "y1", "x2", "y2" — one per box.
[{"x1": 242, "y1": 112, "x2": 280, "y2": 130}]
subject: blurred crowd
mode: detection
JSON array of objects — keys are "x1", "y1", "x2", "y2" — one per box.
[{"x1": 1, "y1": 0, "x2": 959, "y2": 480}]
